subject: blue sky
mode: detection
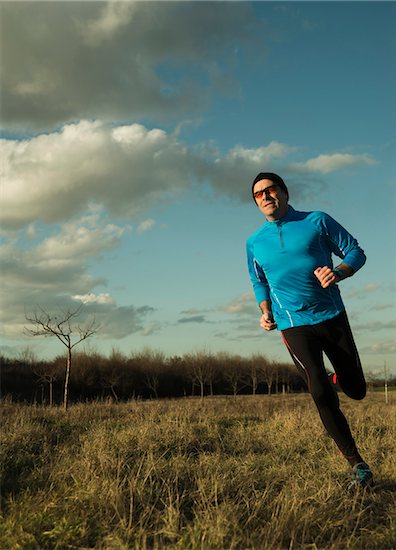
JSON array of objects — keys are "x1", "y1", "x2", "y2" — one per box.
[{"x1": 1, "y1": 1, "x2": 395, "y2": 375}]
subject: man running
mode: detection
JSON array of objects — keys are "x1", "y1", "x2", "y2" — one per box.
[{"x1": 246, "y1": 172, "x2": 373, "y2": 490}]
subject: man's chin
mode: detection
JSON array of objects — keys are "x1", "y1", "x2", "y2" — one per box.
[{"x1": 262, "y1": 204, "x2": 278, "y2": 213}]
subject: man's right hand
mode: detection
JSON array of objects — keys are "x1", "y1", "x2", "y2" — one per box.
[{"x1": 260, "y1": 313, "x2": 277, "y2": 331}]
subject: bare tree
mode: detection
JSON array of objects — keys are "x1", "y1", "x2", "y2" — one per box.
[
  {"x1": 253, "y1": 356, "x2": 277, "y2": 396},
  {"x1": 134, "y1": 348, "x2": 165, "y2": 399},
  {"x1": 99, "y1": 348, "x2": 127, "y2": 401},
  {"x1": 18, "y1": 345, "x2": 37, "y2": 367},
  {"x1": 183, "y1": 351, "x2": 219, "y2": 400},
  {"x1": 221, "y1": 353, "x2": 247, "y2": 397},
  {"x1": 184, "y1": 352, "x2": 207, "y2": 400},
  {"x1": 278, "y1": 362, "x2": 294, "y2": 394},
  {"x1": 248, "y1": 354, "x2": 269, "y2": 395},
  {"x1": 263, "y1": 360, "x2": 277, "y2": 396},
  {"x1": 249, "y1": 360, "x2": 258, "y2": 396},
  {"x1": 25, "y1": 305, "x2": 100, "y2": 411},
  {"x1": 32, "y1": 360, "x2": 59, "y2": 406},
  {"x1": 204, "y1": 356, "x2": 219, "y2": 397}
]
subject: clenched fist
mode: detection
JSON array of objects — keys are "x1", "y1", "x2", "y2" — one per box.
[
  {"x1": 260, "y1": 312, "x2": 277, "y2": 331},
  {"x1": 314, "y1": 266, "x2": 340, "y2": 288}
]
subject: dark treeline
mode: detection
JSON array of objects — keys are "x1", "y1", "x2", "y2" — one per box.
[
  {"x1": 0, "y1": 350, "x2": 308, "y2": 405},
  {"x1": 2, "y1": 350, "x2": 394, "y2": 406}
]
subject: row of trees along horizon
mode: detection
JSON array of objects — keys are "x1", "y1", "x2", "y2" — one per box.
[
  {"x1": 3, "y1": 305, "x2": 307, "y2": 410},
  {"x1": 1, "y1": 305, "x2": 393, "y2": 411},
  {"x1": 1, "y1": 348, "x2": 305, "y2": 407},
  {"x1": 2, "y1": 349, "x2": 394, "y2": 409}
]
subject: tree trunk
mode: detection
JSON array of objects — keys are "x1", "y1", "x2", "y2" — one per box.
[
  {"x1": 64, "y1": 347, "x2": 72, "y2": 412},
  {"x1": 49, "y1": 378, "x2": 53, "y2": 406},
  {"x1": 110, "y1": 385, "x2": 119, "y2": 402}
]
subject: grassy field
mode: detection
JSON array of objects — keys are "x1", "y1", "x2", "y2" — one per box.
[{"x1": 1, "y1": 393, "x2": 395, "y2": 549}]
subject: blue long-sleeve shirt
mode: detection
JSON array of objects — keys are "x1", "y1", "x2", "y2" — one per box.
[{"x1": 246, "y1": 206, "x2": 366, "y2": 330}]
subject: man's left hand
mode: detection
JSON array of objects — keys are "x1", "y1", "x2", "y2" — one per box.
[{"x1": 314, "y1": 266, "x2": 339, "y2": 288}]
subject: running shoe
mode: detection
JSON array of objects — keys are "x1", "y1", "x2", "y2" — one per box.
[{"x1": 349, "y1": 462, "x2": 373, "y2": 491}]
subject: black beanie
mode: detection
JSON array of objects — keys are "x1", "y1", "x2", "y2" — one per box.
[{"x1": 251, "y1": 172, "x2": 289, "y2": 200}]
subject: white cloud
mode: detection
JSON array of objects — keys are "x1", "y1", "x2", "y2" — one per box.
[
  {"x1": 370, "y1": 304, "x2": 393, "y2": 311},
  {"x1": 83, "y1": 2, "x2": 138, "y2": 46},
  {"x1": 221, "y1": 292, "x2": 258, "y2": 316},
  {"x1": 180, "y1": 308, "x2": 211, "y2": 315},
  {"x1": 344, "y1": 283, "x2": 383, "y2": 300},
  {"x1": 353, "y1": 319, "x2": 396, "y2": 331},
  {"x1": 1, "y1": 119, "x2": 378, "y2": 235},
  {"x1": 22, "y1": 299, "x2": 155, "y2": 341},
  {"x1": 200, "y1": 140, "x2": 300, "y2": 202},
  {"x1": 179, "y1": 293, "x2": 259, "y2": 319},
  {"x1": 72, "y1": 293, "x2": 114, "y2": 305},
  {"x1": 227, "y1": 142, "x2": 296, "y2": 164},
  {"x1": 0, "y1": 207, "x2": 161, "y2": 340},
  {"x1": 141, "y1": 322, "x2": 162, "y2": 337},
  {"x1": 1, "y1": 121, "x2": 323, "y2": 231},
  {"x1": 36, "y1": 217, "x2": 128, "y2": 264},
  {"x1": 0, "y1": 121, "x2": 192, "y2": 229},
  {"x1": 0, "y1": 215, "x2": 127, "y2": 337},
  {"x1": 178, "y1": 315, "x2": 207, "y2": 324},
  {"x1": 137, "y1": 219, "x2": 156, "y2": 234},
  {"x1": 288, "y1": 153, "x2": 376, "y2": 174},
  {"x1": 94, "y1": 304, "x2": 155, "y2": 339},
  {"x1": 26, "y1": 224, "x2": 37, "y2": 240},
  {"x1": 360, "y1": 340, "x2": 396, "y2": 355},
  {"x1": 2, "y1": 284, "x2": 155, "y2": 341},
  {"x1": 1, "y1": 1, "x2": 258, "y2": 131}
]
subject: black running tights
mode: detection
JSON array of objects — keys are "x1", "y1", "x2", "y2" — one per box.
[{"x1": 281, "y1": 311, "x2": 366, "y2": 465}]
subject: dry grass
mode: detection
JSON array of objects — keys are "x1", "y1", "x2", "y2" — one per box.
[{"x1": 0, "y1": 393, "x2": 395, "y2": 549}]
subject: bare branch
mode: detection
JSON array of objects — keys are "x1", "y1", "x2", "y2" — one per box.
[
  {"x1": 71, "y1": 318, "x2": 101, "y2": 349},
  {"x1": 25, "y1": 305, "x2": 97, "y2": 338},
  {"x1": 25, "y1": 304, "x2": 100, "y2": 411},
  {"x1": 25, "y1": 308, "x2": 70, "y2": 346}
]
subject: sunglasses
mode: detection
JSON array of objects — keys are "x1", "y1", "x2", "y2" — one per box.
[{"x1": 253, "y1": 184, "x2": 279, "y2": 200}]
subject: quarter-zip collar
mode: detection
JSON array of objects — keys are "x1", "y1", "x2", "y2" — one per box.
[
  {"x1": 267, "y1": 205, "x2": 295, "y2": 225},
  {"x1": 266, "y1": 205, "x2": 296, "y2": 251}
]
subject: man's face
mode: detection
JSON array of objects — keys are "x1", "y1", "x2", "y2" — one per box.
[{"x1": 253, "y1": 178, "x2": 289, "y2": 221}]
